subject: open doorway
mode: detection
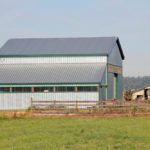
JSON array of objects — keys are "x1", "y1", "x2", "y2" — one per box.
[{"x1": 114, "y1": 73, "x2": 118, "y2": 99}]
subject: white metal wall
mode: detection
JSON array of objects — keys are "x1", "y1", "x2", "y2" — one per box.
[
  {"x1": 0, "y1": 92, "x2": 99, "y2": 110},
  {"x1": 0, "y1": 56, "x2": 107, "y2": 64}
]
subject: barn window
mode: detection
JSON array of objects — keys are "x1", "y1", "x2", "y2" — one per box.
[
  {"x1": 55, "y1": 87, "x2": 74, "y2": 92},
  {"x1": 77, "y1": 86, "x2": 97, "y2": 92},
  {"x1": 12, "y1": 87, "x2": 31, "y2": 92},
  {"x1": 0, "y1": 87, "x2": 10, "y2": 93},
  {"x1": 0, "y1": 86, "x2": 98, "y2": 93},
  {"x1": 34, "y1": 87, "x2": 53, "y2": 92}
]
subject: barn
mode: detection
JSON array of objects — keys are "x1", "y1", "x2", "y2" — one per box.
[
  {"x1": 132, "y1": 86, "x2": 150, "y2": 100},
  {"x1": 0, "y1": 37, "x2": 125, "y2": 110}
]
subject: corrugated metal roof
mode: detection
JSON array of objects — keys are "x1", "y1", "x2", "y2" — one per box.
[
  {"x1": 0, "y1": 63, "x2": 106, "y2": 84},
  {"x1": 0, "y1": 37, "x2": 124, "y2": 59}
]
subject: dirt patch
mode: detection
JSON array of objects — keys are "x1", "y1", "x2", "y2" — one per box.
[
  {"x1": 1, "y1": 111, "x2": 150, "y2": 119},
  {"x1": 31, "y1": 111, "x2": 150, "y2": 118}
]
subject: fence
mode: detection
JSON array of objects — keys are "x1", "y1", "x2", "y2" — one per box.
[
  {"x1": 30, "y1": 98, "x2": 150, "y2": 113},
  {"x1": 30, "y1": 100, "x2": 108, "y2": 111}
]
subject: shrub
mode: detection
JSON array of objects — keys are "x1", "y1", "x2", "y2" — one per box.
[{"x1": 124, "y1": 89, "x2": 133, "y2": 101}]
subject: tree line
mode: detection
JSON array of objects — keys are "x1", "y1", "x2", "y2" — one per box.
[{"x1": 123, "y1": 76, "x2": 150, "y2": 90}]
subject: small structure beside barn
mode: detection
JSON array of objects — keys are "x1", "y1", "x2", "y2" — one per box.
[
  {"x1": 132, "y1": 86, "x2": 150, "y2": 100},
  {"x1": 0, "y1": 37, "x2": 125, "y2": 110}
]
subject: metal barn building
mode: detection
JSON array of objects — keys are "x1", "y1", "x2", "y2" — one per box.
[{"x1": 0, "y1": 37, "x2": 125, "y2": 110}]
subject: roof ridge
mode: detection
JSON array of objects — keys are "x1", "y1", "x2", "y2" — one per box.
[{"x1": 8, "y1": 36, "x2": 117, "y2": 40}]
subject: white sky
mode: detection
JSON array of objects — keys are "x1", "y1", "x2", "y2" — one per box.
[{"x1": 0, "y1": 0, "x2": 150, "y2": 77}]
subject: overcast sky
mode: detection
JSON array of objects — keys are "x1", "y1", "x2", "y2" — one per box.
[{"x1": 0, "y1": 0, "x2": 150, "y2": 77}]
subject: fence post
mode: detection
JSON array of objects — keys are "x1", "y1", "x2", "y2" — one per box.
[{"x1": 76, "y1": 101, "x2": 78, "y2": 111}]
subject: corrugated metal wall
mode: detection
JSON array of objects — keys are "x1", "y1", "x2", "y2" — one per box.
[
  {"x1": 107, "y1": 72, "x2": 123, "y2": 100},
  {"x1": 100, "y1": 68, "x2": 107, "y2": 100},
  {"x1": 100, "y1": 87, "x2": 106, "y2": 100},
  {"x1": 101, "y1": 68, "x2": 106, "y2": 85},
  {"x1": 0, "y1": 56, "x2": 107, "y2": 64},
  {"x1": 107, "y1": 43, "x2": 123, "y2": 100},
  {"x1": 107, "y1": 72, "x2": 114, "y2": 99},
  {"x1": 0, "y1": 92, "x2": 99, "y2": 110},
  {"x1": 118, "y1": 74, "x2": 123, "y2": 99}
]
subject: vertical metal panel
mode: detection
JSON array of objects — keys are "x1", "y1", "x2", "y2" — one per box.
[
  {"x1": 0, "y1": 56, "x2": 107, "y2": 64},
  {"x1": 101, "y1": 68, "x2": 106, "y2": 85},
  {"x1": 118, "y1": 74, "x2": 123, "y2": 99},
  {"x1": 102, "y1": 87, "x2": 107, "y2": 100},
  {"x1": 108, "y1": 72, "x2": 114, "y2": 99},
  {"x1": 107, "y1": 72, "x2": 123, "y2": 100},
  {"x1": 108, "y1": 44, "x2": 122, "y2": 67},
  {"x1": 100, "y1": 68, "x2": 107, "y2": 100},
  {"x1": 107, "y1": 43, "x2": 123, "y2": 100},
  {"x1": 0, "y1": 92, "x2": 99, "y2": 110}
]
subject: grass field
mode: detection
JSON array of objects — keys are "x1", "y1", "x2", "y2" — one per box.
[{"x1": 0, "y1": 117, "x2": 150, "y2": 150}]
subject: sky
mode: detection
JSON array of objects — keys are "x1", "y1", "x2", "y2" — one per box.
[{"x1": 0, "y1": 0, "x2": 150, "y2": 77}]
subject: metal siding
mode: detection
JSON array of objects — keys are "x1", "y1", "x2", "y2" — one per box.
[
  {"x1": 108, "y1": 44, "x2": 122, "y2": 67},
  {"x1": 118, "y1": 74, "x2": 123, "y2": 99},
  {"x1": 107, "y1": 72, "x2": 123, "y2": 100},
  {"x1": 0, "y1": 92, "x2": 99, "y2": 110},
  {"x1": 100, "y1": 67, "x2": 107, "y2": 100},
  {"x1": 99, "y1": 87, "x2": 102, "y2": 100},
  {"x1": 102, "y1": 87, "x2": 107, "y2": 100},
  {"x1": 107, "y1": 43, "x2": 123, "y2": 99},
  {"x1": 0, "y1": 63, "x2": 106, "y2": 83},
  {"x1": 0, "y1": 37, "x2": 117, "y2": 55},
  {"x1": 100, "y1": 87, "x2": 106, "y2": 100},
  {"x1": 0, "y1": 56, "x2": 107, "y2": 64},
  {"x1": 108, "y1": 72, "x2": 114, "y2": 99},
  {"x1": 101, "y1": 68, "x2": 106, "y2": 85}
]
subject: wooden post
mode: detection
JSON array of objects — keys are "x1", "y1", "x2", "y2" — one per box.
[
  {"x1": 97, "y1": 86, "x2": 99, "y2": 92},
  {"x1": 53, "y1": 87, "x2": 56, "y2": 92},
  {"x1": 10, "y1": 87, "x2": 12, "y2": 93},
  {"x1": 31, "y1": 87, "x2": 34, "y2": 92},
  {"x1": 75, "y1": 87, "x2": 78, "y2": 92}
]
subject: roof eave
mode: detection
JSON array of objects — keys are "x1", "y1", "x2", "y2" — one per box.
[{"x1": 116, "y1": 38, "x2": 125, "y2": 60}]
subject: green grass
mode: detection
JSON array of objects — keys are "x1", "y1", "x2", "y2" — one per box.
[{"x1": 0, "y1": 117, "x2": 150, "y2": 150}]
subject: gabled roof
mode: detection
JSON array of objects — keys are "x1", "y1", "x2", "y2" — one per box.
[
  {"x1": 133, "y1": 86, "x2": 150, "y2": 93},
  {"x1": 0, "y1": 63, "x2": 106, "y2": 84},
  {"x1": 0, "y1": 37, "x2": 124, "y2": 59}
]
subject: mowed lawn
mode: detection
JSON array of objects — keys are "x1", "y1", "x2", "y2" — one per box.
[{"x1": 0, "y1": 117, "x2": 150, "y2": 150}]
